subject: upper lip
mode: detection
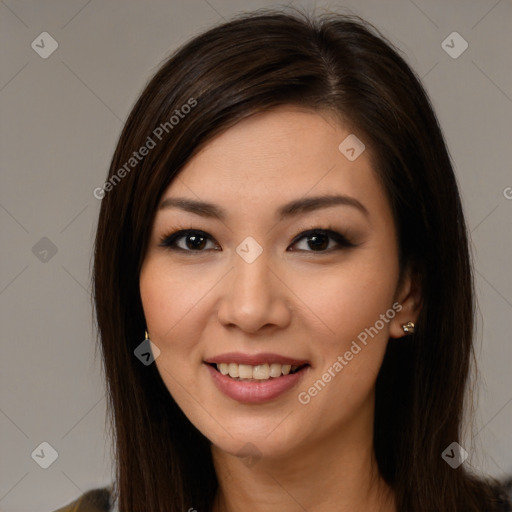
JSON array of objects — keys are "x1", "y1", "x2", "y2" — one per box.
[{"x1": 204, "y1": 352, "x2": 309, "y2": 366}]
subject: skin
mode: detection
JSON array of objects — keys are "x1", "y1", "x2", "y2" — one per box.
[{"x1": 140, "y1": 106, "x2": 422, "y2": 511}]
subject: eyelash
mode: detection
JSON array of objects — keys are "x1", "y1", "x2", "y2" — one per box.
[{"x1": 158, "y1": 226, "x2": 357, "y2": 254}]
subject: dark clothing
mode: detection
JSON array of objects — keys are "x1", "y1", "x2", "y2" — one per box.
[
  {"x1": 54, "y1": 479, "x2": 512, "y2": 511},
  {"x1": 52, "y1": 487, "x2": 113, "y2": 512}
]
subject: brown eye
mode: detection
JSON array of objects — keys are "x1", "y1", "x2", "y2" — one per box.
[
  {"x1": 289, "y1": 229, "x2": 355, "y2": 252},
  {"x1": 304, "y1": 233, "x2": 330, "y2": 251},
  {"x1": 160, "y1": 230, "x2": 220, "y2": 252},
  {"x1": 184, "y1": 233, "x2": 207, "y2": 250}
]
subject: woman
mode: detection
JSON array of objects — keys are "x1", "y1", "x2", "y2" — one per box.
[{"x1": 55, "y1": 8, "x2": 511, "y2": 512}]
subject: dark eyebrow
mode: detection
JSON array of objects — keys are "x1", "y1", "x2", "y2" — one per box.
[
  {"x1": 159, "y1": 194, "x2": 369, "y2": 220},
  {"x1": 159, "y1": 198, "x2": 226, "y2": 219},
  {"x1": 277, "y1": 194, "x2": 369, "y2": 219}
]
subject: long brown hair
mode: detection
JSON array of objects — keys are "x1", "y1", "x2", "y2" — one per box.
[{"x1": 93, "y1": 8, "x2": 508, "y2": 511}]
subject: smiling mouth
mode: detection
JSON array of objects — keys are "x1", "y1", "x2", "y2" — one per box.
[{"x1": 208, "y1": 362, "x2": 309, "y2": 381}]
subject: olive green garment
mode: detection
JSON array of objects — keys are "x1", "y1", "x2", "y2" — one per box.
[{"x1": 52, "y1": 487, "x2": 112, "y2": 512}]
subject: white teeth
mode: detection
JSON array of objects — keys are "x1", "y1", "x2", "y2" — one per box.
[
  {"x1": 253, "y1": 364, "x2": 269, "y2": 380},
  {"x1": 215, "y1": 362, "x2": 303, "y2": 380},
  {"x1": 238, "y1": 364, "x2": 253, "y2": 379},
  {"x1": 228, "y1": 363, "x2": 239, "y2": 378},
  {"x1": 269, "y1": 363, "x2": 282, "y2": 378}
]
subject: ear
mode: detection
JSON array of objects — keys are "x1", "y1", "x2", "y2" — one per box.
[{"x1": 389, "y1": 263, "x2": 423, "y2": 339}]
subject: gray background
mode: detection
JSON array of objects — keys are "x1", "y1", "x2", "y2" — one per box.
[{"x1": 1, "y1": 0, "x2": 511, "y2": 510}]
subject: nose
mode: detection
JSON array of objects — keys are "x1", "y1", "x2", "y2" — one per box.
[{"x1": 216, "y1": 250, "x2": 292, "y2": 334}]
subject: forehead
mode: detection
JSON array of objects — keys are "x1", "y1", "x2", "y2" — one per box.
[{"x1": 161, "y1": 107, "x2": 389, "y2": 221}]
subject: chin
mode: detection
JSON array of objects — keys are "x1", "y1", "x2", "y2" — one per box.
[{"x1": 197, "y1": 411, "x2": 304, "y2": 460}]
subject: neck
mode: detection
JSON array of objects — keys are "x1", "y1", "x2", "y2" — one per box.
[{"x1": 210, "y1": 402, "x2": 395, "y2": 512}]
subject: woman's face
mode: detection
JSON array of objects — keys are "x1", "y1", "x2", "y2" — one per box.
[{"x1": 140, "y1": 107, "x2": 415, "y2": 461}]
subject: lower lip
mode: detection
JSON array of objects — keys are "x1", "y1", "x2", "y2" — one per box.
[{"x1": 205, "y1": 364, "x2": 309, "y2": 404}]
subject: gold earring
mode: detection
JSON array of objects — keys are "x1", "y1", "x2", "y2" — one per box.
[
  {"x1": 401, "y1": 321, "x2": 415, "y2": 334},
  {"x1": 145, "y1": 330, "x2": 149, "y2": 340}
]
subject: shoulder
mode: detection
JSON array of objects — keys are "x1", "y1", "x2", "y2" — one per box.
[{"x1": 52, "y1": 486, "x2": 114, "y2": 512}]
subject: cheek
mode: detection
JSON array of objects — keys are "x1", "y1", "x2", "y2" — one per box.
[
  {"x1": 139, "y1": 258, "x2": 214, "y2": 344},
  {"x1": 293, "y1": 277, "x2": 398, "y2": 422},
  {"x1": 298, "y1": 257, "x2": 399, "y2": 344},
  {"x1": 293, "y1": 250, "x2": 400, "y2": 410},
  {"x1": 139, "y1": 259, "x2": 209, "y2": 403}
]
